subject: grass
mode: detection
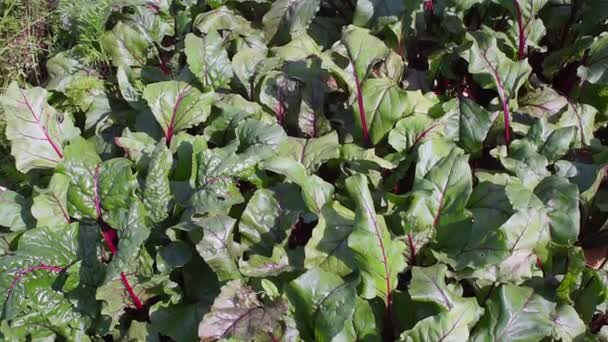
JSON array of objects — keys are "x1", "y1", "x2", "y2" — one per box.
[{"x1": 0, "y1": 0, "x2": 55, "y2": 192}]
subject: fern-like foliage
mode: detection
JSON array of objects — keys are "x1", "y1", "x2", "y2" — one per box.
[{"x1": 53, "y1": 0, "x2": 115, "y2": 65}]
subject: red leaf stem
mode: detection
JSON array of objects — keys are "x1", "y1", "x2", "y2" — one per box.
[{"x1": 93, "y1": 164, "x2": 144, "y2": 310}]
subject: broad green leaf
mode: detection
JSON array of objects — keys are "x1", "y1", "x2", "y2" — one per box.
[
  {"x1": 341, "y1": 25, "x2": 389, "y2": 82},
  {"x1": 193, "y1": 7, "x2": 253, "y2": 35},
  {"x1": 104, "y1": 200, "x2": 150, "y2": 281},
  {"x1": 462, "y1": 207, "x2": 548, "y2": 284},
  {"x1": 339, "y1": 297, "x2": 382, "y2": 341},
  {"x1": 238, "y1": 245, "x2": 298, "y2": 277},
  {"x1": 97, "y1": 249, "x2": 160, "y2": 326},
  {"x1": 353, "y1": 0, "x2": 405, "y2": 31},
  {"x1": 143, "y1": 81, "x2": 215, "y2": 145},
  {"x1": 534, "y1": 176, "x2": 579, "y2": 245},
  {"x1": 150, "y1": 301, "x2": 205, "y2": 342},
  {"x1": 159, "y1": 241, "x2": 192, "y2": 268},
  {"x1": 262, "y1": 0, "x2": 321, "y2": 44},
  {"x1": 410, "y1": 147, "x2": 472, "y2": 229},
  {"x1": 433, "y1": 208, "x2": 507, "y2": 270},
  {"x1": 518, "y1": 86, "x2": 568, "y2": 118},
  {"x1": 558, "y1": 103, "x2": 597, "y2": 147},
  {"x1": 194, "y1": 214, "x2": 241, "y2": 281},
  {"x1": 31, "y1": 173, "x2": 71, "y2": 227},
  {"x1": 1, "y1": 82, "x2": 80, "y2": 172},
  {"x1": 232, "y1": 46, "x2": 267, "y2": 97},
  {"x1": 461, "y1": 31, "x2": 532, "y2": 98},
  {"x1": 304, "y1": 201, "x2": 356, "y2": 276},
  {"x1": 263, "y1": 157, "x2": 334, "y2": 213},
  {"x1": 402, "y1": 264, "x2": 483, "y2": 342},
  {"x1": 442, "y1": 97, "x2": 496, "y2": 155},
  {"x1": 471, "y1": 285, "x2": 555, "y2": 342},
  {"x1": 494, "y1": 0, "x2": 548, "y2": 57},
  {"x1": 239, "y1": 184, "x2": 304, "y2": 254},
  {"x1": 142, "y1": 144, "x2": 173, "y2": 223},
  {"x1": 185, "y1": 32, "x2": 233, "y2": 89},
  {"x1": 58, "y1": 138, "x2": 102, "y2": 219},
  {"x1": 101, "y1": 21, "x2": 151, "y2": 67},
  {"x1": 345, "y1": 174, "x2": 406, "y2": 304},
  {"x1": 578, "y1": 33, "x2": 608, "y2": 84},
  {"x1": 115, "y1": 128, "x2": 158, "y2": 166},
  {"x1": 551, "y1": 304, "x2": 586, "y2": 342},
  {"x1": 198, "y1": 280, "x2": 287, "y2": 341},
  {"x1": 354, "y1": 78, "x2": 410, "y2": 145},
  {"x1": 0, "y1": 189, "x2": 34, "y2": 231},
  {"x1": 497, "y1": 140, "x2": 550, "y2": 188},
  {"x1": 277, "y1": 132, "x2": 340, "y2": 173},
  {"x1": 272, "y1": 33, "x2": 322, "y2": 61},
  {"x1": 286, "y1": 269, "x2": 359, "y2": 342},
  {"x1": 399, "y1": 297, "x2": 483, "y2": 342},
  {"x1": 0, "y1": 224, "x2": 91, "y2": 337},
  {"x1": 388, "y1": 115, "x2": 438, "y2": 152},
  {"x1": 539, "y1": 126, "x2": 576, "y2": 162},
  {"x1": 409, "y1": 264, "x2": 456, "y2": 311}
]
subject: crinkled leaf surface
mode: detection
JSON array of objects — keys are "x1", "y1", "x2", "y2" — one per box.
[{"x1": 1, "y1": 82, "x2": 79, "y2": 172}]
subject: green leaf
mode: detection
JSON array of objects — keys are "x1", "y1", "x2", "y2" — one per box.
[
  {"x1": 399, "y1": 296, "x2": 483, "y2": 342},
  {"x1": 578, "y1": 33, "x2": 608, "y2": 84},
  {"x1": 194, "y1": 214, "x2": 241, "y2": 281},
  {"x1": 143, "y1": 81, "x2": 215, "y2": 146},
  {"x1": 185, "y1": 32, "x2": 233, "y2": 90},
  {"x1": 409, "y1": 264, "x2": 456, "y2": 311},
  {"x1": 1, "y1": 82, "x2": 80, "y2": 172},
  {"x1": 462, "y1": 207, "x2": 549, "y2": 284},
  {"x1": 0, "y1": 189, "x2": 34, "y2": 231},
  {"x1": 286, "y1": 268, "x2": 359, "y2": 342},
  {"x1": 539, "y1": 126, "x2": 576, "y2": 162},
  {"x1": 238, "y1": 245, "x2": 298, "y2": 277},
  {"x1": 262, "y1": 0, "x2": 321, "y2": 44},
  {"x1": 198, "y1": 280, "x2": 288, "y2": 341},
  {"x1": 104, "y1": 200, "x2": 150, "y2": 282},
  {"x1": 101, "y1": 21, "x2": 151, "y2": 67},
  {"x1": 534, "y1": 176, "x2": 579, "y2": 245},
  {"x1": 462, "y1": 31, "x2": 532, "y2": 98},
  {"x1": 142, "y1": 144, "x2": 173, "y2": 223},
  {"x1": 518, "y1": 86, "x2": 568, "y2": 118},
  {"x1": 442, "y1": 97, "x2": 496, "y2": 155},
  {"x1": 410, "y1": 146, "x2": 472, "y2": 229},
  {"x1": 341, "y1": 25, "x2": 389, "y2": 82},
  {"x1": 551, "y1": 304, "x2": 586, "y2": 342},
  {"x1": 388, "y1": 115, "x2": 438, "y2": 153},
  {"x1": 239, "y1": 184, "x2": 304, "y2": 254},
  {"x1": 497, "y1": 140, "x2": 550, "y2": 188},
  {"x1": 232, "y1": 47, "x2": 267, "y2": 97},
  {"x1": 354, "y1": 78, "x2": 411, "y2": 145},
  {"x1": 304, "y1": 201, "x2": 356, "y2": 277},
  {"x1": 263, "y1": 157, "x2": 334, "y2": 213},
  {"x1": 558, "y1": 103, "x2": 597, "y2": 147},
  {"x1": 31, "y1": 173, "x2": 71, "y2": 227},
  {"x1": 345, "y1": 174, "x2": 406, "y2": 304},
  {"x1": 150, "y1": 301, "x2": 205, "y2": 342},
  {"x1": 58, "y1": 138, "x2": 102, "y2": 219},
  {"x1": 0, "y1": 224, "x2": 90, "y2": 336},
  {"x1": 277, "y1": 132, "x2": 340, "y2": 173},
  {"x1": 471, "y1": 285, "x2": 555, "y2": 342},
  {"x1": 353, "y1": 0, "x2": 405, "y2": 30},
  {"x1": 402, "y1": 264, "x2": 483, "y2": 342},
  {"x1": 494, "y1": 0, "x2": 548, "y2": 57}
]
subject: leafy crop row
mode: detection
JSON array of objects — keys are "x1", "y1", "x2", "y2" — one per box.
[{"x1": 1, "y1": 0, "x2": 608, "y2": 341}]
